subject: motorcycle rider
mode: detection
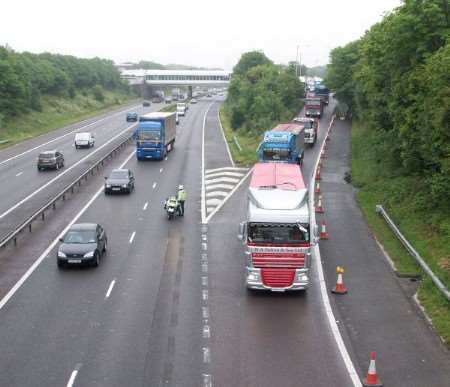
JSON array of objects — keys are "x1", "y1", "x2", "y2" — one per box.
[{"x1": 177, "y1": 185, "x2": 187, "y2": 216}]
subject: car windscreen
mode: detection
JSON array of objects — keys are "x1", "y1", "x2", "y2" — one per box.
[
  {"x1": 262, "y1": 148, "x2": 290, "y2": 161},
  {"x1": 109, "y1": 170, "x2": 128, "y2": 179},
  {"x1": 63, "y1": 230, "x2": 96, "y2": 244},
  {"x1": 137, "y1": 130, "x2": 161, "y2": 141},
  {"x1": 248, "y1": 223, "x2": 309, "y2": 244}
]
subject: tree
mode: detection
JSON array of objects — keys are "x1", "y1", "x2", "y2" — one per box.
[{"x1": 232, "y1": 51, "x2": 273, "y2": 76}]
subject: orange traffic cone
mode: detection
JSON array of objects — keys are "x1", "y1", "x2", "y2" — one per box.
[
  {"x1": 363, "y1": 352, "x2": 383, "y2": 386},
  {"x1": 331, "y1": 266, "x2": 347, "y2": 294},
  {"x1": 315, "y1": 167, "x2": 321, "y2": 181},
  {"x1": 321, "y1": 149, "x2": 327, "y2": 159},
  {"x1": 315, "y1": 195, "x2": 324, "y2": 214},
  {"x1": 315, "y1": 181, "x2": 321, "y2": 194},
  {"x1": 320, "y1": 220, "x2": 329, "y2": 240}
]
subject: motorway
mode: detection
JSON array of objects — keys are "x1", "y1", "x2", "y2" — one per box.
[
  {"x1": 0, "y1": 101, "x2": 157, "y2": 243},
  {"x1": 0, "y1": 97, "x2": 448, "y2": 386}
]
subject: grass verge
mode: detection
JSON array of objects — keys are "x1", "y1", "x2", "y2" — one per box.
[
  {"x1": 0, "y1": 90, "x2": 138, "y2": 149},
  {"x1": 160, "y1": 104, "x2": 177, "y2": 112},
  {"x1": 218, "y1": 107, "x2": 260, "y2": 166},
  {"x1": 351, "y1": 120, "x2": 450, "y2": 345}
]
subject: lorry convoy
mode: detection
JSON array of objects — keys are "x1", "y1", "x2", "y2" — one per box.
[
  {"x1": 294, "y1": 117, "x2": 319, "y2": 146},
  {"x1": 305, "y1": 97, "x2": 324, "y2": 118},
  {"x1": 239, "y1": 163, "x2": 314, "y2": 291},
  {"x1": 135, "y1": 112, "x2": 177, "y2": 160},
  {"x1": 257, "y1": 123, "x2": 305, "y2": 165}
]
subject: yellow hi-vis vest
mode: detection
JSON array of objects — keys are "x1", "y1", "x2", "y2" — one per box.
[{"x1": 177, "y1": 189, "x2": 186, "y2": 202}]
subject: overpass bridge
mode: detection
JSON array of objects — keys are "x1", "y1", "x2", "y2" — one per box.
[{"x1": 120, "y1": 69, "x2": 231, "y2": 97}]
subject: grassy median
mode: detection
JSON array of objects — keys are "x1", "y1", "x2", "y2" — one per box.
[
  {"x1": 0, "y1": 90, "x2": 138, "y2": 149},
  {"x1": 351, "y1": 121, "x2": 450, "y2": 345},
  {"x1": 218, "y1": 107, "x2": 260, "y2": 166}
]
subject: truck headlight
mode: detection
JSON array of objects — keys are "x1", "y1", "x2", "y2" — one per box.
[
  {"x1": 296, "y1": 273, "x2": 308, "y2": 282},
  {"x1": 57, "y1": 251, "x2": 66, "y2": 258},
  {"x1": 84, "y1": 251, "x2": 95, "y2": 258},
  {"x1": 122, "y1": 184, "x2": 128, "y2": 188},
  {"x1": 106, "y1": 184, "x2": 111, "y2": 188},
  {"x1": 247, "y1": 269, "x2": 260, "y2": 282}
]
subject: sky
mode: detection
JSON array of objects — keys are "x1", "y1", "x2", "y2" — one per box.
[{"x1": 0, "y1": 0, "x2": 402, "y2": 70}]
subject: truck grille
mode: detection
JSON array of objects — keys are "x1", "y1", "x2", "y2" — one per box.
[
  {"x1": 252, "y1": 253, "x2": 305, "y2": 268},
  {"x1": 261, "y1": 269, "x2": 295, "y2": 288}
]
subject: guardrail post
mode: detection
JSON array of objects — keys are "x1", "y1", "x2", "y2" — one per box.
[
  {"x1": 14, "y1": 237, "x2": 17, "y2": 246},
  {"x1": 42, "y1": 212, "x2": 45, "y2": 221},
  {"x1": 71, "y1": 186, "x2": 74, "y2": 194},
  {"x1": 29, "y1": 224, "x2": 32, "y2": 232},
  {"x1": 62, "y1": 194, "x2": 65, "y2": 201}
]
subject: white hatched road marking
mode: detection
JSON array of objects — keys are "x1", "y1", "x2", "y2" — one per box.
[{"x1": 204, "y1": 166, "x2": 249, "y2": 217}]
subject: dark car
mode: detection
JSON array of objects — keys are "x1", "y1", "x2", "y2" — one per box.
[
  {"x1": 57, "y1": 223, "x2": 107, "y2": 268},
  {"x1": 37, "y1": 150, "x2": 64, "y2": 171},
  {"x1": 143, "y1": 100, "x2": 151, "y2": 107},
  {"x1": 126, "y1": 112, "x2": 138, "y2": 122},
  {"x1": 104, "y1": 168, "x2": 135, "y2": 194}
]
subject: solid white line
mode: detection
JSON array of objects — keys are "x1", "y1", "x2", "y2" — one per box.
[
  {"x1": 217, "y1": 110, "x2": 235, "y2": 167},
  {"x1": 0, "y1": 105, "x2": 139, "y2": 167},
  {"x1": 205, "y1": 169, "x2": 253, "y2": 224},
  {"x1": 205, "y1": 166, "x2": 248, "y2": 174},
  {"x1": 66, "y1": 369, "x2": 79, "y2": 387},
  {"x1": 201, "y1": 102, "x2": 215, "y2": 224},
  {"x1": 159, "y1": 168, "x2": 163, "y2": 173},
  {"x1": 143, "y1": 202, "x2": 148, "y2": 211},
  {"x1": 152, "y1": 182, "x2": 157, "y2": 189},
  {"x1": 15, "y1": 172, "x2": 23, "y2": 177},
  {"x1": 310, "y1": 115, "x2": 362, "y2": 387},
  {"x1": 129, "y1": 231, "x2": 136, "y2": 244},
  {"x1": 0, "y1": 150, "x2": 136, "y2": 312},
  {"x1": 105, "y1": 279, "x2": 116, "y2": 299},
  {"x1": 0, "y1": 122, "x2": 137, "y2": 221}
]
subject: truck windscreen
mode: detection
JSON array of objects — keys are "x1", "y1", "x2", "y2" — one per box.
[
  {"x1": 306, "y1": 99, "x2": 321, "y2": 106},
  {"x1": 263, "y1": 148, "x2": 290, "y2": 161},
  {"x1": 137, "y1": 130, "x2": 160, "y2": 141},
  {"x1": 248, "y1": 223, "x2": 309, "y2": 244}
]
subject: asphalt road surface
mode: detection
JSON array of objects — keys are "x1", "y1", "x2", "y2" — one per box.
[
  {"x1": 0, "y1": 101, "x2": 158, "y2": 243},
  {"x1": 0, "y1": 97, "x2": 448, "y2": 387}
]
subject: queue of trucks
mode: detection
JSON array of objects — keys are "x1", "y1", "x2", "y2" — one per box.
[{"x1": 239, "y1": 91, "x2": 328, "y2": 292}]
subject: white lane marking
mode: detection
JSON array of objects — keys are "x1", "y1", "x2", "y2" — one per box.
[
  {"x1": 204, "y1": 171, "x2": 244, "y2": 179},
  {"x1": 202, "y1": 289, "x2": 208, "y2": 301},
  {"x1": 205, "y1": 169, "x2": 253, "y2": 224},
  {"x1": 143, "y1": 202, "x2": 148, "y2": 211},
  {"x1": 0, "y1": 150, "x2": 136, "y2": 312},
  {"x1": 201, "y1": 263, "x2": 208, "y2": 273},
  {"x1": 204, "y1": 176, "x2": 239, "y2": 185},
  {"x1": 205, "y1": 183, "x2": 234, "y2": 191},
  {"x1": 203, "y1": 325, "x2": 211, "y2": 339},
  {"x1": 129, "y1": 231, "x2": 136, "y2": 244},
  {"x1": 205, "y1": 166, "x2": 248, "y2": 174},
  {"x1": 105, "y1": 279, "x2": 116, "y2": 299},
  {"x1": 66, "y1": 363, "x2": 82, "y2": 387},
  {"x1": 15, "y1": 172, "x2": 23, "y2": 177},
  {"x1": 0, "y1": 123, "x2": 137, "y2": 221},
  {"x1": 202, "y1": 374, "x2": 212, "y2": 387},
  {"x1": 202, "y1": 276, "x2": 208, "y2": 286},
  {"x1": 159, "y1": 168, "x2": 163, "y2": 173},
  {"x1": 0, "y1": 105, "x2": 139, "y2": 167},
  {"x1": 202, "y1": 347, "x2": 211, "y2": 363},
  {"x1": 310, "y1": 115, "x2": 362, "y2": 387},
  {"x1": 201, "y1": 102, "x2": 215, "y2": 224},
  {"x1": 217, "y1": 110, "x2": 235, "y2": 167},
  {"x1": 152, "y1": 182, "x2": 157, "y2": 189},
  {"x1": 164, "y1": 156, "x2": 168, "y2": 161},
  {"x1": 202, "y1": 306, "x2": 209, "y2": 319},
  {"x1": 206, "y1": 191, "x2": 228, "y2": 199}
]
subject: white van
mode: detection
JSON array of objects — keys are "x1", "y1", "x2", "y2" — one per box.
[
  {"x1": 74, "y1": 132, "x2": 95, "y2": 149},
  {"x1": 176, "y1": 103, "x2": 186, "y2": 116}
]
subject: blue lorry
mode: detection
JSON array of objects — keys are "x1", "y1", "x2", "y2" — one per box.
[
  {"x1": 257, "y1": 122, "x2": 305, "y2": 165},
  {"x1": 135, "y1": 112, "x2": 177, "y2": 160}
]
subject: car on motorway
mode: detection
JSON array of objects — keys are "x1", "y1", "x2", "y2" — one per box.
[
  {"x1": 143, "y1": 100, "x2": 151, "y2": 107},
  {"x1": 190, "y1": 98, "x2": 197, "y2": 104},
  {"x1": 57, "y1": 223, "x2": 107, "y2": 268},
  {"x1": 37, "y1": 150, "x2": 64, "y2": 171},
  {"x1": 165, "y1": 96, "x2": 172, "y2": 104},
  {"x1": 176, "y1": 112, "x2": 179, "y2": 125},
  {"x1": 74, "y1": 132, "x2": 95, "y2": 149},
  {"x1": 206, "y1": 93, "x2": 212, "y2": 97},
  {"x1": 126, "y1": 112, "x2": 138, "y2": 122},
  {"x1": 104, "y1": 168, "x2": 135, "y2": 194}
]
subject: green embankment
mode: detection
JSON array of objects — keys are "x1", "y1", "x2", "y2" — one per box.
[
  {"x1": 0, "y1": 90, "x2": 138, "y2": 148},
  {"x1": 352, "y1": 121, "x2": 450, "y2": 345}
]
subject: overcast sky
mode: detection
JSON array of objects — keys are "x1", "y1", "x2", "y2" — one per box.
[{"x1": 0, "y1": 0, "x2": 402, "y2": 69}]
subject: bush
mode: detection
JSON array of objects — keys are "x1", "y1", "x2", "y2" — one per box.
[{"x1": 92, "y1": 85, "x2": 105, "y2": 102}]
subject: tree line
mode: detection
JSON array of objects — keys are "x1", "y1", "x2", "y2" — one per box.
[
  {"x1": 224, "y1": 51, "x2": 305, "y2": 134},
  {"x1": 325, "y1": 0, "x2": 450, "y2": 209},
  {"x1": 0, "y1": 46, "x2": 130, "y2": 119}
]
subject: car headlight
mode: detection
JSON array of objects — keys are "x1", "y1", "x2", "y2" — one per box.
[
  {"x1": 122, "y1": 184, "x2": 128, "y2": 188},
  {"x1": 84, "y1": 251, "x2": 95, "y2": 258},
  {"x1": 58, "y1": 251, "x2": 66, "y2": 258}
]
